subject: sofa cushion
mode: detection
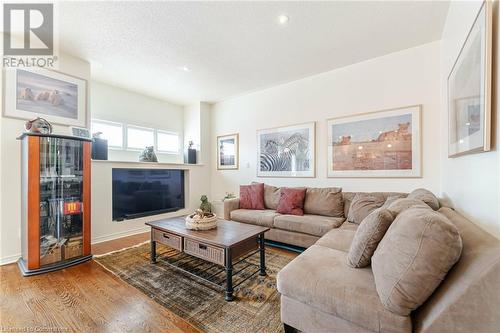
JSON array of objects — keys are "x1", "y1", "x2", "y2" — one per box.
[
  {"x1": 277, "y1": 245, "x2": 412, "y2": 333},
  {"x1": 276, "y1": 187, "x2": 307, "y2": 216},
  {"x1": 253, "y1": 182, "x2": 280, "y2": 209},
  {"x1": 372, "y1": 208, "x2": 463, "y2": 316},
  {"x1": 343, "y1": 192, "x2": 407, "y2": 218},
  {"x1": 274, "y1": 214, "x2": 344, "y2": 237},
  {"x1": 303, "y1": 187, "x2": 344, "y2": 218},
  {"x1": 386, "y1": 198, "x2": 431, "y2": 216},
  {"x1": 229, "y1": 209, "x2": 279, "y2": 228},
  {"x1": 239, "y1": 183, "x2": 265, "y2": 209},
  {"x1": 347, "y1": 193, "x2": 386, "y2": 224},
  {"x1": 316, "y1": 228, "x2": 356, "y2": 252},
  {"x1": 407, "y1": 188, "x2": 440, "y2": 210},
  {"x1": 347, "y1": 208, "x2": 394, "y2": 268},
  {"x1": 340, "y1": 221, "x2": 359, "y2": 232},
  {"x1": 264, "y1": 183, "x2": 280, "y2": 210}
]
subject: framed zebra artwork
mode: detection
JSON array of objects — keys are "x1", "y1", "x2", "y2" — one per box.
[
  {"x1": 217, "y1": 133, "x2": 239, "y2": 170},
  {"x1": 327, "y1": 105, "x2": 421, "y2": 178},
  {"x1": 257, "y1": 122, "x2": 316, "y2": 178}
]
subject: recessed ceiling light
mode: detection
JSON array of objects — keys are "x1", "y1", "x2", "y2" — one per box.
[
  {"x1": 181, "y1": 66, "x2": 190, "y2": 72},
  {"x1": 277, "y1": 14, "x2": 289, "y2": 25}
]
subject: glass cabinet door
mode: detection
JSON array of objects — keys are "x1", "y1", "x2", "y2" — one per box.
[{"x1": 39, "y1": 137, "x2": 84, "y2": 266}]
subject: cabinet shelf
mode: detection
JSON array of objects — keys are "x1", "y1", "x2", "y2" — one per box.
[{"x1": 18, "y1": 134, "x2": 92, "y2": 276}]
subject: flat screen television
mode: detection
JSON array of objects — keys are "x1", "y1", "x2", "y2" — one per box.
[{"x1": 112, "y1": 168, "x2": 185, "y2": 221}]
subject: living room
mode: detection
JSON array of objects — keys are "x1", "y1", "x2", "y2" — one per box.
[{"x1": 1, "y1": 1, "x2": 499, "y2": 333}]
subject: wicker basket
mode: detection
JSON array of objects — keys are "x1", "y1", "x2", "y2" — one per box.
[{"x1": 185, "y1": 213, "x2": 218, "y2": 230}]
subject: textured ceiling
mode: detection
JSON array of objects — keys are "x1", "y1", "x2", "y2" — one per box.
[{"x1": 58, "y1": 1, "x2": 449, "y2": 105}]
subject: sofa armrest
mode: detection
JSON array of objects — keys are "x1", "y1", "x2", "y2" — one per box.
[{"x1": 224, "y1": 198, "x2": 240, "y2": 220}]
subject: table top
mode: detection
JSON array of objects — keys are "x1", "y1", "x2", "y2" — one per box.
[{"x1": 146, "y1": 216, "x2": 269, "y2": 248}]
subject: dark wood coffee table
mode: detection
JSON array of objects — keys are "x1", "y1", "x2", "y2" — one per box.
[{"x1": 146, "y1": 216, "x2": 269, "y2": 301}]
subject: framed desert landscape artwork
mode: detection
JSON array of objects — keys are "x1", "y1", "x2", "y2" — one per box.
[
  {"x1": 217, "y1": 133, "x2": 239, "y2": 170},
  {"x1": 257, "y1": 122, "x2": 315, "y2": 178},
  {"x1": 4, "y1": 68, "x2": 87, "y2": 127},
  {"x1": 327, "y1": 105, "x2": 421, "y2": 178},
  {"x1": 448, "y1": 1, "x2": 492, "y2": 157}
]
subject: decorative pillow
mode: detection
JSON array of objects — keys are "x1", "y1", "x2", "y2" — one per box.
[
  {"x1": 239, "y1": 183, "x2": 265, "y2": 210},
  {"x1": 381, "y1": 195, "x2": 405, "y2": 209},
  {"x1": 347, "y1": 193, "x2": 386, "y2": 224},
  {"x1": 304, "y1": 187, "x2": 344, "y2": 217},
  {"x1": 386, "y1": 198, "x2": 431, "y2": 216},
  {"x1": 253, "y1": 182, "x2": 281, "y2": 210},
  {"x1": 372, "y1": 207, "x2": 463, "y2": 316},
  {"x1": 347, "y1": 208, "x2": 394, "y2": 268},
  {"x1": 407, "y1": 188, "x2": 440, "y2": 210},
  {"x1": 276, "y1": 187, "x2": 307, "y2": 216}
]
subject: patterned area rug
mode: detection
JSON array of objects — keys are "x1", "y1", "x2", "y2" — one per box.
[{"x1": 94, "y1": 242, "x2": 294, "y2": 333}]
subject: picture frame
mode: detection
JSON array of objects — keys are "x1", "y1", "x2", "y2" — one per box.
[
  {"x1": 217, "y1": 133, "x2": 239, "y2": 170},
  {"x1": 447, "y1": 1, "x2": 492, "y2": 157},
  {"x1": 3, "y1": 68, "x2": 87, "y2": 127},
  {"x1": 327, "y1": 105, "x2": 421, "y2": 178},
  {"x1": 257, "y1": 122, "x2": 315, "y2": 178}
]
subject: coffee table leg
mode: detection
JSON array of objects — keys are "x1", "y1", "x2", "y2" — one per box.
[
  {"x1": 259, "y1": 233, "x2": 267, "y2": 276},
  {"x1": 225, "y1": 248, "x2": 234, "y2": 301},
  {"x1": 150, "y1": 229, "x2": 157, "y2": 264}
]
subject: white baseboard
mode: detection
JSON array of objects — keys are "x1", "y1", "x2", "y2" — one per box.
[
  {"x1": 0, "y1": 227, "x2": 150, "y2": 266},
  {"x1": 91, "y1": 226, "x2": 150, "y2": 245},
  {"x1": 0, "y1": 253, "x2": 21, "y2": 266}
]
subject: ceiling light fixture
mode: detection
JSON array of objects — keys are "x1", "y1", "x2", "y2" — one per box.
[
  {"x1": 181, "y1": 66, "x2": 190, "y2": 72},
  {"x1": 277, "y1": 14, "x2": 289, "y2": 25}
]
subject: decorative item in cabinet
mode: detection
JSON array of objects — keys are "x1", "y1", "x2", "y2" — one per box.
[
  {"x1": 62, "y1": 236, "x2": 83, "y2": 260},
  {"x1": 17, "y1": 132, "x2": 92, "y2": 276}
]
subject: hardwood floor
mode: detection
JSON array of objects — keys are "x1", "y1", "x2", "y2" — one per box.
[
  {"x1": 0, "y1": 232, "x2": 297, "y2": 333},
  {"x1": 0, "y1": 232, "x2": 198, "y2": 333}
]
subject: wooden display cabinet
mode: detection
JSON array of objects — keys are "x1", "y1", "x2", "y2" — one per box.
[{"x1": 17, "y1": 133, "x2": 92, "y2": 276}]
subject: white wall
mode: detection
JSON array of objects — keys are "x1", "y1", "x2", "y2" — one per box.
[
  {"x1": 91, "y1": 81, "x2": 184, "y2": 163},
  {"x1": 440, "y1": 1, "x2": 500, "y2": 239},
  {"x1": 91, "y1": 161, "x2": 210, "y2": 243},
  {"x1": 210, "y1": 42, "x2": 442, "y2": 201},
  {"x1": 0, "y1": 58, "x2": 211, "y2": 264},
  {"x1": 0, "y1": 53, "x2": 91, "y2": 264}
]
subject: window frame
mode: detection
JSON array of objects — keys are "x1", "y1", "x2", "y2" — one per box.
[
  {"x1": 91, "y1": 118, "x2": 124, "y2": 150},
  {"x1": 125, "y1": 124, "x2": 156, "y2": 151},
  {"x1": 156, "y1": 130, "x2": 180, "y2": 154}
]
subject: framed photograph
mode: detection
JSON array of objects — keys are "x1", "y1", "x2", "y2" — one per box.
[
  {"x1": 217, "y1": 133, "x2": 239, "y2": 170},
  {"x1": 327, "y1": 105, "x2": 421, "y2": 178},
  {"x1": 4, "y1": 68, "x2": 87, "y2": 127},
  {"x1": 448, "y1": 1, "x2": 492, "y2": 157},
  {"x1": 257, "y1": 122, "x2": 315, "y2": 178}
]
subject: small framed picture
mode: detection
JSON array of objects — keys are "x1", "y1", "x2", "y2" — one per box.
[
  {"x1": 70, "y1": 126, "x2": 91, "y2": 139},
  {"x1": 217, "y1": 133, "x2": 239, "y2": 170}
]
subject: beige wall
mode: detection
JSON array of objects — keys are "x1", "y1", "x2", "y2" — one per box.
[
  {"x1": 440, "y1": 1, "x2": 500, "y2": 239},
  {"x1": 210, "y1": 42, "x2": 442, "y2": 201}
]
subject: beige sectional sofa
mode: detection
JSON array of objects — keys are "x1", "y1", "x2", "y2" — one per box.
[
  {"x1": 224, "y1": 188, "x2": 403, "y2": 248},
  {"x1": 224, "y1": 187, "x2": 500, "y2": 332}
]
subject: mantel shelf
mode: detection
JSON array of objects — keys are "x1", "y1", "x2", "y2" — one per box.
[{"x1": 91, "y1": 159, "x2": 205, "y2": 167}]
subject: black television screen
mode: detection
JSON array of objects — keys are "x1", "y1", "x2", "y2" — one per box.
[{"x1": 112, "y1": 168, "x2": 185, "y2": 221}]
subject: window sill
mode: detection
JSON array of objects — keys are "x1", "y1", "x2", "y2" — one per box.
[{"x1": 91, "y1": 159, "x2": 204, "y2": 167}]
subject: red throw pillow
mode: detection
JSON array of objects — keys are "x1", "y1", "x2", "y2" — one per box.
[
  {"x1": 240, "y1": 183, "x2": 265, "y2": 210},
  {"x1": 276, "y1": 187, "x2": 307, "y2": 215}
]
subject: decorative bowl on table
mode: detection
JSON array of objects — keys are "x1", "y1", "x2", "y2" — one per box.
[{"x1": 185, "y1": 209, "x2": 217, "y2": 230}]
